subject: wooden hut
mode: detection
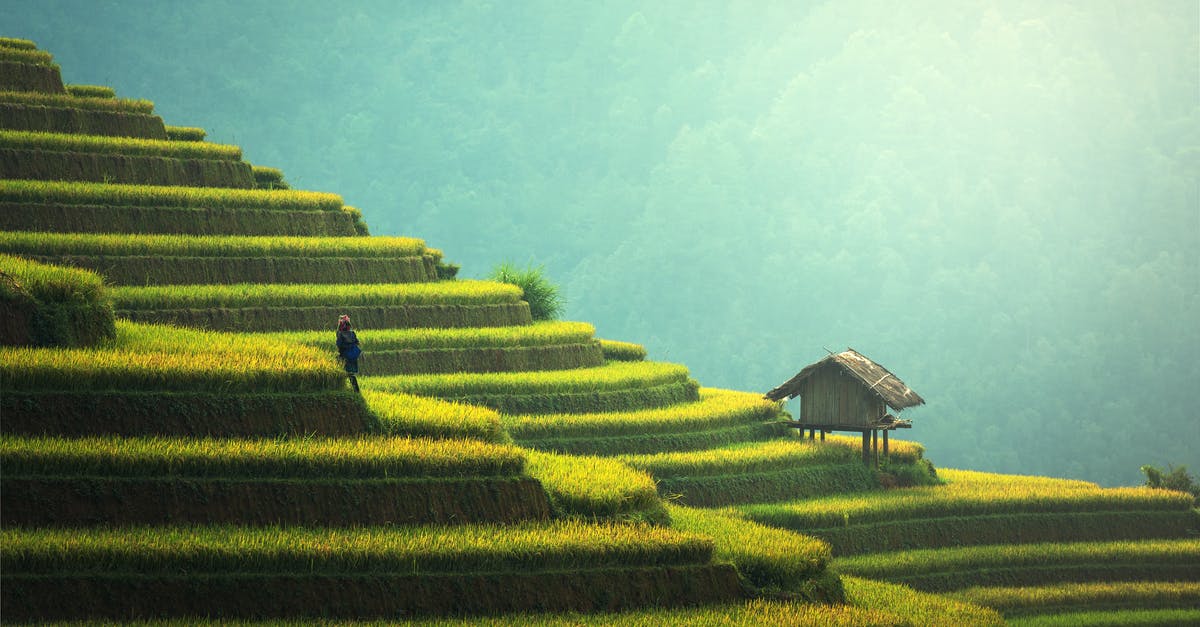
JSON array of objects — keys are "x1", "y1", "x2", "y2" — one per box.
[{"x1": 765, "y1": 348, "x2": 924, "y2": 465}]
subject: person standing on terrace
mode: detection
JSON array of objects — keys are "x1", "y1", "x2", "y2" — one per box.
[{"x1": 336, "y1": 314, "x2": 361, "y2": 392}]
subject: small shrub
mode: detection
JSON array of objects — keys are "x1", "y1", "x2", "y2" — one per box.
[
  {"x1": 1142, "y1": 463, "x2": 1199, "y2": 505},
  {"x1": 488, "y1": 262, "x2": 563, "y2": 321}
]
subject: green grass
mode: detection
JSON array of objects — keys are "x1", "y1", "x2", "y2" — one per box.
[
  {"x1": 667, "y1": 504, "x2": 833, "y2": 594},
  {"x1": 836, "y1": 539, "x2": 1200, "y2": 591},
  {"x1": 0, "y1": 179, "x2": 343, "y2": 211},
  {"x1": 843, "y1": 576, "x2": 1005, "y2": 626},
  {"x1": 264, "y1": 320, "x2": 595, "y2": 351},
  {"x1": 0, "y1": 435, "x2": 525, "y2": 479},
  {"x1": 0, "y1": 37, "x2": 38, "y2": 50},
  {"x1": 504, "y1": 388, "x2": 780, "y2": 440},
  {"x1": 357, "y1": 343, "x2": 604, "y2": 376},
  {"x1": 362, "y1": 390, "x2": 505, "y2": 442},
  {"x1": 952, "y1": 581, "x2": 1200, "y2": 617},
  {"x1": 252, "y1": 164, "x2": 288, "y2": 189},
  {"x1": 64, "y1": 84, "x2": 115, "y2": 98},
  {"x1": 165, "y1": 125, "x2": 206, "y2": 141},
  {"x1": 0, "y1": 47, "x2": 54, "y2": 66},
  {"x1": 0, "y1": 202, "x2": 362, "y2": 237},
  {"x1": 0, "y1": 129, "x2": 241, "y2": 159},
  {"x1": 3, "y1": 320, "x2": 342, "y2": 393},
  {"x1": 365, "y1": 361, "x2": 691, "y2": 397},
  {"x1": 0, "y1": 253, "x2": 115, "y2": 346},
  {"x1": 2, "y1": 522, "x2": 714, "y2": 574},
  {"x1": 1008, "y1": 608, "x2": 1200, "y2": 627},
  {"x1": 0, "y1": 89, "x2": 155, "y2": 113},
  {"x1": 1, "y1": 231, "x2": 426, "y2": 258},
  {"x1": 820, "y1": 433, "x2": 927, "y2": 464},
  {"x1": 117, "y1": 301, "x2": 534, "y2": 332},
  {"x1": 111, "y1": 280, "x2": 521, "y2": 310},
  {"x1": 524, "y1": 451, "x2": 665, "y2": 524},
  {"x1": 598, "y1": 339, "x2": 647, "y2": 361}
]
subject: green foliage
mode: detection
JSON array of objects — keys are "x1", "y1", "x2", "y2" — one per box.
[
  {"x1": 598, "y1": 338, "x2": 646, "y2": 361},
  {"x1": 164, "y1": 125, "x2": 206, "y2": 141},
  {"x1": 0, "y1": 203, "x2": 361, "y2": 236},
  {"x1": 0, "y1": 253, "x2": 114, "y2": 347},
  {"x1": 0, "y1": 434, "x2": 526, "y2": 478},
  {"x1": 0, "y1": 179, "x2": 344, "y2": 211},
  {"x1": 0, "y1": 129, "x2": 241, "y2": 159},
  {"x1": 64, "y1": 84, "x2": 115, "y2": 98},
  {"x1": 1141, "y1": 463, "x2": 1199, "y2": 504},
  {"x1": 265, "y1": 320, "x2": 596, "y2": 350},
  {"x1": 666, "y1": 503, "x2": 834, "y2": 595},
  {"x1": 488, "y1": 261, "x2": 563, "y2": 321},
  {"x1": 251, "y1": 164, "x2": 288, "y2": 189},
  {"x1": 525, "y1": 450, "x2": 666, "y2": 524},
  {"x1": 0, "y1": 89, "x2": 155, "y2": 113}
]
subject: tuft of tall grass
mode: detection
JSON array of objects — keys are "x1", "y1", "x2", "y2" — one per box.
[
  {"x1": 0, "y1": 253, "x2": 114, "y2": 346},
  {"x1": 0, "y1": 130, "x2": 241, "y2": 160},
  {"x1": 489, "y1": 262, "x2": 564, "y2": 321}
]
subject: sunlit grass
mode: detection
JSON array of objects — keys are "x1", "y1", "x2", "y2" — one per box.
[
  {"x1": 0, "y1": 231, "x2": 426, "y2": 258},
  {"x1": 111, "y1": 280, "x2": 521, "y2": 310},
  {"x1": 0, "y1": 129, "x2": 241, "y2": 160}
]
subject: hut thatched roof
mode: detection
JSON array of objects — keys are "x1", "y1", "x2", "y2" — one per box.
[{"x1": 764, "y1": 348, "x2": 925, "y2": 411}]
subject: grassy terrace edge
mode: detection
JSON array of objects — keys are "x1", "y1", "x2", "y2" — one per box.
[
  {"x1": 0, "y1": 90, "x2": 155, "y2": 113},
  {"x1": 0, "y1": 179, "x2": 343, "y2": 211},
  {"x1": 1, "y1": 231, "x2": 427, "y2": 258},
  {"x1": 0, "y1": 129, "x2": 241, "y2": 159},
  {"x1": 111, "y1": 280, "x2": 522, "y2": 309}
]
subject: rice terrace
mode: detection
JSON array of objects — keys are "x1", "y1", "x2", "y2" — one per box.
[{"x1": 1, "y1": 3, "x2": 1198, "y2": 626}]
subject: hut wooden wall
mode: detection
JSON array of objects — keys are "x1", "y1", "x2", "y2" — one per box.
[{"x1": 798, "y1": 364, "x2": 885, "y2": 427}]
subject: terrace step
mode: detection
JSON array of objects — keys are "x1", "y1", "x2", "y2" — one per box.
[
  {"x1": 0, "y1": 147, "x2": 255, "y2": 188},
  {"x1": 506, "y1": 388, "x2": 786, "y2": 456},
  {"x1": 835, "y1": 539, "x2": 1200, "y2": 593},
  {"x1": 0, "y1": 435, "x2": 552, "y2": 526},
  {"x1": 0, "y1": 524, "x2": 741, "y2": 621},
  {"x1": 364, "y1": 361, "x2": 701, "y2": 415},
  {"x1": 951, "y1": 581, "x2": 1200, "y2": 619},
  {"x1": 739, "y1": 468, "x2": 1199, "y2": 555},
  {"x1": 0, "y1": 202, "x2": 362, "y2": 236},
  {"x1": 0, "y1": 61, "x2": 65, "y2": 94},
  {"x1": 0, "y1": 102, "x2": 166, "y2": 138},
  {"x1": 18, "y1": 254, "x2": 438, "y2": 285},
  {"x1": 117, "y1": 302, "x2": 534, "y2": 332}
]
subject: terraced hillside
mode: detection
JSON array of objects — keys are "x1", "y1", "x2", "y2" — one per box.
[{"x1": 2, "y1": 36, "x2": 1195, "y2": 625}]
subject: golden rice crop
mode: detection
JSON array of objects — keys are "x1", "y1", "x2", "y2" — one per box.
[
  {"x1": 361, "y1": 389, "x2": 504, "y2": 442},
  {"x1": 165, "y1": 125, "x2": 206, "y2": 141},
  {"x1": 261, "y1": 320, "x2": 595, "y2": 351},
  {"x1": 504, "y1": 388, "x2": 782, "y2": 439},
  {"x1": 111, "y1": 280, "x2": 521, "y2": 310},
  {"x1": 938, "y1": 468, "x2": 1099, "y2": 490},
  {"x1": 739, "y1": 468, "x2": 1191, "y2": 530},
  {"x1": 64, "y1": 84, "x2": 115, "y2": 98},
  {"x1": 524, "y1": 450, "x2": 663, "y2": 521},
  {"x1": 0, "y1": 47, "x2": 53, "y2": 66},
  {"x1": 0, "y1": 89, "x2": 155, "y2": 113},
  {"x1": 0, "y1": 434, "x2": 525, "y2": 478},
  {"x1": 0, "y1": 37, "x2": 37, "y2": 50},
  {"x1": 3, "y1": 521, "x2": 714, "y2": 574},
  {"x1": 0, "y1": 130, "x2": 242, "y2": 160},
  {"x1": 1007, "y1": 609, "x2": 1200, "y2": 627},
  {"x1": 952, "y1": 581, "x2": 1200, "y2": 615},
  {"x1": 836, "y1": 539, "x2": 1200, "y2": 579},
  {"x1": 0, "y1": 231, "x2": 426, "y2": 258},
  {"x1": 598, "y1": 339, "x2": 647, "y2": 361},
  {"x1": 4, "y1": 320, "x2": 342, "y2": 393},
  {"x1": 0, "y1": 179, "x2": 343, "y2": 211},
  {"x1": 667, "y1": 503, "x2": 832, "y2": 590},
  {"x1": 364, "y1": 361, "x2": 691, "y2": 397},
  {"x1": 822, "y1": 433, "x2": 925, "y2": 463},
  {"x1": 619, "y1": 438, "x2": 855, "y2": 479},
  {"x1": 843, "y1": 576, "x2": 1005, "y2": 626},
  {"x1": 0, "y1": 252, "x2": 106, "y2": 303}
]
